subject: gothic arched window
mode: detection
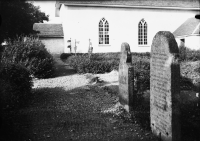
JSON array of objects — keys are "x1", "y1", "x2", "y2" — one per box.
[
  {"x1": 99, "y1": 18, "x2": 109, "y2": 44},
  {"x1": 138, "y1": 19, "x2": 147, "y2": 45}
]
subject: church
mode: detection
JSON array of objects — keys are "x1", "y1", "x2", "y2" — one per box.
[{"x1": 55, "y1": 0, "x2": 200, "y2": 53}]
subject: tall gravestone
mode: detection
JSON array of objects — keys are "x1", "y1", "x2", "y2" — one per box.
[
  {"x1": 119, "y1": 42, "x2": 135, "y2": 112},
  {"x1": 150, "y1": 31, "x2": 180, "y2": 141}
]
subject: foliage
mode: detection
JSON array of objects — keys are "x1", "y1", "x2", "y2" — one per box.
[
  {"x1": 179, "y1": 45, "x2": 200, "y2": 61},
  {"x1": 60, "y1": 53, "x2": 72, "y2": 60},
  {"x1": 181, "y1": 61, "x2": 200, "y2": 90},
  {"x1": 0, "y1": 62, "x2": 32, "y2": 110},
  {"x1": 132, "y1": 52, "x2": 151, "y2": 60},
  {"x1": 91, "y1": 53, "x2": 120, "y2": 61},
  {"x1": 67, "y1": 52, "x2": 199, "y2": 92},
  {"x1": 60, "y1": 53, "x2": 84, "y2": 60},
  {"x1": 132, "y1": 59, "x2": 150, "y2": 93},
  {"x1": 67, "y1": 52, "x2": 150, "y2": 76},
  {"x1": 0, "y1": 0, "x2": 49, "y2": 44},
  {"x1": 68, "y1": 54, "x2": 119, "y2": 74},
  {"x1": 1, "y1": 36, "x2": 55, "y2": 78}
]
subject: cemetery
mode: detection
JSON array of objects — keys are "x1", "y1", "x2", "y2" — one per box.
[
  {"x1": 1, "y1": 1, "x2": 200, "y2": 140},
  {"x1": 1, "y1": 31, "x2": 200, "y2": 141}
]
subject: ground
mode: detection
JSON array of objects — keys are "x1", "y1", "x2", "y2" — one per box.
[{"x1": 1, "y1": 55, "x2": 200, "y2": 141}]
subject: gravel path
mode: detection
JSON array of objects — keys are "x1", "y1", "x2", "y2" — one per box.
[{"x1": 33, "y1": 74, "x2": 89, "y2": 90}]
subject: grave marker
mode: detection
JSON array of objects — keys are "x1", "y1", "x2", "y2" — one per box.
[
  {"x1": 118, "y1": 42, "x2": 135, "y2": 112},
  {"x1": 150, "y1": 31, "x2": 180, "y2": 141}
]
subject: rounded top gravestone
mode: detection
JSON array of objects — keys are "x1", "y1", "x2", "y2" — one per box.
[
  {"x1": 118, "y1": 42, "x2": 135, "y2": 112},
  {"x1": 120, "y1": 42, "x2": 132, "y2": 64},
  {"x1": 151, "y1": 31, "x2": 179, "y2": 54},
  {"x1": 150, "y1": 31, "x2": 180, "y2": 141}
]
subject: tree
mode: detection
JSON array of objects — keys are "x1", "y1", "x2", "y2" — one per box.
[{"x1": 0, "y1": 0, "x2": 49, "y2": 44}]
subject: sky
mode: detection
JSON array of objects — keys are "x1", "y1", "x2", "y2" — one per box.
[{"x1": 29, "y1": 0, "x2": 61, "y2": 23}]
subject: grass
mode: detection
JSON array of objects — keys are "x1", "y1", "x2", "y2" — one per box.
[
  {"x1": 2, "y1": 83, "x2": 200, "y2": 141},
  {"x1": 1, "y1": 85, "x2": 159, "y2": 141}
]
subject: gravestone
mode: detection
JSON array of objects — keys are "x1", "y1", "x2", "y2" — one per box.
[
  {"x1": 150, "y1": 31, "x2": 180, "y2": 141},
  {"x1": 118, "y1": 42, "x2": 135, "y2": 112}
]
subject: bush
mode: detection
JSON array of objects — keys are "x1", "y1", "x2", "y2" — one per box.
[
  {"x1": 60, "y1": 53, "x2": 72, "y2": 60},
  {"x1": 179, "y1": 45, "x2": 200, "y2": 61},
  {"x1": 0, "y1": 62, "x2": 32, "y2": 110},
  {"x1": 133, "y1": 59, "x2": 150, "y2": 93},
  {"x1": 1, "y1": 36, "x2": 55, "y2": 78},
  {"x1": 68, "y1": 54, "x2": 119, "y2": 74},
  {"x1": 67, "y1": 52, "x2": 150, "y2": 75},
  {"x1": 67, "y1": 52, "x2": 196, "y2": 92}
]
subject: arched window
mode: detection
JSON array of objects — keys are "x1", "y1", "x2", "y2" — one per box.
[
  {"x1": 138, "y1": 19, "x2": 147, "y2": 45},
  {"x1": 99, "y1": 18, "x2": 109, "y2": 44}
]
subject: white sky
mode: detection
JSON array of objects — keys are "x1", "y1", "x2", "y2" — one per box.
[{"x1": 29, "y1": 0, "x2": 61, "y2": 23}]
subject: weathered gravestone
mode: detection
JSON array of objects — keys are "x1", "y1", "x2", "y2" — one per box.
[
  {"x1": 150, "y1": 31, "x2": 180, "y2": 141},
  {"x1": 119, "y1": 42, "x2": 135, "y2": 112}
]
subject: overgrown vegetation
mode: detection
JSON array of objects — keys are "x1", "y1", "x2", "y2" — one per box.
[
  {"x1": 0, "y1": 36, "x2": 55, "y2": 113},
  {"x1": 67, "y1": 53, "x2": 119, "y2": 74},
  {"x1": 1, "y1": 36, "x2": 55, "y2": 78},
  {"x1": 65, "y1": 49, "x2": 199, "y2": 93},
  {"x1": 179, "y1": 45, "x2": 200, "y2": 61},
  {"x1": 0, "y1": 62, "x2": 32, "y2": 110}
]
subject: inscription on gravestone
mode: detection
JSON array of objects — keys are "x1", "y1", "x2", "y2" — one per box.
[
  {"x1": 150, "y1": 31, "x2": 180, "y2": 141},
  {"x1": 119, "y1": 42, "x2": 135, "y2": 112}
]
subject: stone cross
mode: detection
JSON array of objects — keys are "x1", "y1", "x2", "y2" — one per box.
[
  {"x1": 118, "y1": 42, "x2": 135, "y2": 112},
  {"x1": 150, "y1": 31, "x2": 180, "y2": 141}
]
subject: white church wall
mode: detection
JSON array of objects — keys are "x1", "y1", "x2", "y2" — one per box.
[
  {"x1": 60, "y1": 5, "x2": 198, "y2": 53},
  {"x1": 175, "y1": 36, "x2": 200, "y2": 50},
  {"x1": 175, "y1": 38, "x2": 182, "y2": 47},
  {"x1": 185, "y1": 36, "x2": 200, "y2": 50}
]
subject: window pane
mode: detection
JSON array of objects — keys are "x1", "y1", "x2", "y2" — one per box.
[
  {"x1": 138, "y1": 19, "x2": 148, "y2": 45},
  {"x1": 99, "y1": 18, "x2": 109, "y2": 45}
]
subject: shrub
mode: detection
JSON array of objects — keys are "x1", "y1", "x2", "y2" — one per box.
[
  {"x1": 179, "y1": 45, "x2": 200, "y2": 61},
  {"x1": 60, "y1": 53, "x2": 72, "y2": 60},
  {"x1": 92, "y1": 53, "x2": 120, "y2": 61},
  {"x1": 132, "y1": 59, "x2": 150, "y2": 93},
  {"x1": 1, "y1": 36, "x2": 55, "y2": 78},
  {"x1": 68, "y1": 54, "x2": 119, "y2": 74},
  {"x1": 67, "y1": 52, "x2": 150, "y2": 75},
  {"x1": 0, "y1": 62, "x2": 32, "y2": 110}
]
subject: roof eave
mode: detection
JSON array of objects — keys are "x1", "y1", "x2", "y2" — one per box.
[
  {"x1": 39, "y1": 35, "x2": 64, "y2": 38},
  {"x1": 63, "y1": 3, "x2": 200, "y2": 11},
  {"x1": 192, "y1": 23, "x2": 200, "y2": 34},
  {"x1": 175, "y1": 34, "x2": 200, "y2": 38}
]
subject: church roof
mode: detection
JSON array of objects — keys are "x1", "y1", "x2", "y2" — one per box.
[
  {"x1": 173, "y1": 17, "x2": 200, "y2": 37},
  {"x1": 57, "y1": 0, "x2": 200, "y2": 9},
  {"x1": 33, "y1": 23, "x2": 64, "y2": 37},
  {"x1": 193, "y1": 24, "x2": 200, "y2": 35}
]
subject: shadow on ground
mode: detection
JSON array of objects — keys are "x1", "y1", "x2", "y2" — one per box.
[
  {"x1": 1, "y1": 85, "x2": 158, "y2": 141},
  {"x1": 54, "y1": 63, "x2": 77, "y2": 77},
  {"x1": 132, "y1": 90, "x2": 200, "y2": 141}
]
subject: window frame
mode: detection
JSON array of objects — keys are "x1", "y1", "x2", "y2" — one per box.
[
  {"x1": 138, "y1": 19, "x2": 148, "y2": 46},
  {"x1": 99, "y1": 18, "x2": 110, "y2": 45}
]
